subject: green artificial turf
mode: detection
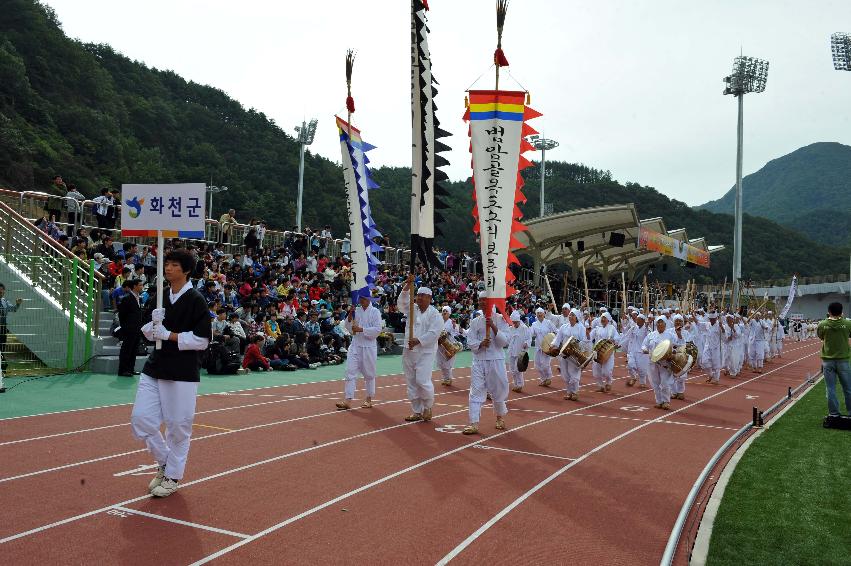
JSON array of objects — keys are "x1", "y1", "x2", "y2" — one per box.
[
  {"x1": 0, "y1": 351, "x2": 475, "y2": 420},
  {"x1": 706, "y1": 379, "x2": 851, "y2": 566}
]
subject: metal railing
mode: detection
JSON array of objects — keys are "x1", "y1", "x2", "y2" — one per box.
[{"x1": 0, "y1": 200, "x2": 102, "y2": 340}]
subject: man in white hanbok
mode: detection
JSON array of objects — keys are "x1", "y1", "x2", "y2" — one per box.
[
  {"x1": 463, "y1": 294, "x2": 510, "y2": 435},
  {"x1": 397, "y1": 284, "x2": 444, "y2": 422},
  {"x1": 337, "y1": 295, "x2": 382, "y2": 410},
  {"x1": 506, "y1": 310, "x2": 532, "y2": 392},
  {"x1": 620, "y1": 312, "x2": 649, "y2": 388},
  {"x1": 642, "y1": 316, "x2": 676, "y2": 410},
  {"x1": 552, "y1": 309, "x2": 586, "y2": 401},
  {"x1": 590, "y1": 312, "x2": 620, "y2": 392},
  {"x1": 531, "y1": 308, "x2": 557, "y2": 387},
  {"x1": 436, "y1": 306, "x2": 461, "y2": 386}
]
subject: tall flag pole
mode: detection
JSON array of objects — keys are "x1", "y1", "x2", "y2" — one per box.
[
  {"x1": 337, "y1": 50, "x2": 383, "y2": 304},
  {"x1": 411, "y1": 0, "x2": 451, "y2": 270},
  {"x1": 463, "y1": 0, "x2": 540, "y2": 325}
]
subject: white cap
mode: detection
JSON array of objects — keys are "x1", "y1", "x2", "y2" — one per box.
[
  {"x1": 708, "y1": 311, "x2": 718, "y2": 319},
  {"x1": 570, "y1": 308, "x2": 582, "y2": 319},
  {"x1": 510, "y1": 311, "x2": 521, "y2": 321},
  {"x1": 441, "y1": 306, "x2": 451, "y2": 314},
  {"x1": 535, "y1": 307, "x2": 545, "y2": 315},
  {"x1": 673, "y1": 314, "x2": 684, "y2": 322},
  {"x1": 416, "y1": 287, "x2": 432, "y2": 296},
  {"x1": 601, "y1": 312, "x2": 612, "y2": 321},
  {"x1": 561, "y1": 303, "x2": 571, "y2": 310},
  {"x1": 637, "y1": 313, "x2": 647, "y2": 321},
  {"x1": 655, "y1": 316, "x2": 667, "y2": 326}
]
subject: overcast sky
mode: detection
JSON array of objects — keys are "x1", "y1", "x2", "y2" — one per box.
[{"x1": 44, "y1": 0, "x2": 851, "y2": 206}]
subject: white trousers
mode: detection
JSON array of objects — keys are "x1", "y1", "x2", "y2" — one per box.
[
  {"x1": 534, "y1": 348, "x2": 553, "y2": 382},
  {"x1": 592, "y1": 355, "x2": 615, "y2": 386},
  {"x1": 648, "y1": 362, "x2": 673, "y2": 405},
  {"x1": 131, "y1": 374, "x2": 199, "y2": 480},
  {"x1": 557, "y1": 357, "x2": 582, "y2": 394},
  {"x1": 672, "y1": 374, "x2": 686, "y2": 394},
  {"x1": 345, "y1": 345, "x2": 377, "y2": 399},
  {"x1": 703, "y1": 349, "x2": 721, "y2": 383},
  {"x1": 507, "y1": 355, "x2": 526, "y2": 388},
  {"x1": 726, "y1": 344, "x2": 744, "y2": 376},
  {"x1": 469, "y1": 359, "x2": 509, "y2": 424},
  {"x1": 749, "y1": 341, "x2": 765, "y2": 369},
  {"x1": 627, "y1": 353, "x2": 649, "y2": 385},
  {"x1": 403, "y1": 349, "x2": 436, "y2": 414},
  {"x1": 436, "y1": 349, "x2": 455, "y2": 381}
]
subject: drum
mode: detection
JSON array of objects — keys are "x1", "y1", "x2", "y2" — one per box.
[
  {"x1": 650, "y1": 339, "x2": 672, "y2": 363},
  {"x1": 517, "y1": 351, "x2": 529, "y2": 372},
  {"x1": 684, "y1": 341, "x2": 699, "y2": 363},
  {"x1": 593, "y1": 338, "x2": 616, "y2": 364},
  {"x1": 558, "y1": 336, "x2": 594, "y2": 369},
  {"x1": 438, "y1": 331, "x2": 462, "y2": 360},
  {"x1": 540, "y1": 332, "x2": 558, "y2": 356},
  {"x1": 650, "y1": 339, "x2": 693, "y2": 377}
]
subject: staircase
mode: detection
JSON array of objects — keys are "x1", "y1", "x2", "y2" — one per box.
[
  {"x1": 87, "y1": 312, "x2": 151, "y2": 374},
  {"x1": 0, "y1": 201, "x2": 103, "y2": 372}
]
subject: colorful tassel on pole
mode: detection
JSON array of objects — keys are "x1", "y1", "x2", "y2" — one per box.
[{"x1": 493, "y1": 48, "x2": 509, "y2": 67}]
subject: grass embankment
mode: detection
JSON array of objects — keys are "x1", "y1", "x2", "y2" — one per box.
[{"x1": 707, "y1": 379, "x2": 851, "y2": 565}]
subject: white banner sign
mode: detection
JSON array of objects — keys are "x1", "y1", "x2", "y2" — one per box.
[{"x1": 120, "y1": 183, "x2": 206, "y2": 238}]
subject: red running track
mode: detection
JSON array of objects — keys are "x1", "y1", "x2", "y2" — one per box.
[{"x1": 0, "y1": 341, "x2": 822, "y2": 565}]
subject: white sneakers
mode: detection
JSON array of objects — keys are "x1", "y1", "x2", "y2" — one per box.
[
  {"x1": 148, "y1": 465, "x2": 165, "y2": 492},
  {"x1": 147, "y1": 465, "x2": 179, "y2": 497},
  {"x1": 151, "y1": 477, "x2": 180, "y2": 497}
]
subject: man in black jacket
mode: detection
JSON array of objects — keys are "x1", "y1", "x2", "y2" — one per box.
[
  {"x1": 130, "y1": 249, "x2": 211, "y2": 498},
  {"x1": 117, "y1": 279, "x2": 144, "y2": 377}
]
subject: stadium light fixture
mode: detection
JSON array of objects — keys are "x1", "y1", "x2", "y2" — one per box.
[
  {"x1": 526, "y1": 135, "x2": 559, "y2": 218},
  {"x1": 206, "y1": 184, "x2": 228, "y2": 220},
  {"x1": 722, "y1": 54, "x2": 769, "y2": 311},
  {"x1": 831, "y1": 32, "x2": 851, "y2": 71},
  {"x1": 295, "y1": 118, "x2": 319, "y2": 232}
]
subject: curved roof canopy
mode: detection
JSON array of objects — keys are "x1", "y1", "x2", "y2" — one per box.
[{"x1": 517, "y1": 204, "x2": 724, "y2": 278}]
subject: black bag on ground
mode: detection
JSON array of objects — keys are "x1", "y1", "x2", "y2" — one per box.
[{"x1": 205, "y1": 342, "x2": 242, "y2": 375}]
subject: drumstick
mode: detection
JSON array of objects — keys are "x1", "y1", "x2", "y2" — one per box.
[
  {"x1": 621, "y1": 272, "x2": 627, "y2": 314},
  {"x1": 719, "y1": 276, "x2": 727, "y2": 312},
  {"x1": 582, "y1": 264, "x2": 590, "y2": 309},
  {"x1": 642, "y1": 274, "x2": 649, "y2": 316},
  {"x1": 542, "y1": 264, "x2": 558, "y2": 314}
]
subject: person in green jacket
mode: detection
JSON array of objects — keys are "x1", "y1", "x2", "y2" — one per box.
[{"x1": 816, "y1": 302, "x2": 851, "y2": 416}]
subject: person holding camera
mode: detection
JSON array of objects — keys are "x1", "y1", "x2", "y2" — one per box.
[{"x1": 817, "y1": 302, "x2": 851, "y2": 417}]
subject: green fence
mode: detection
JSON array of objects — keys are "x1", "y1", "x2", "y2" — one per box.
[{"x1": 0, "y1": 253, "x2": 99, "y2": 377}]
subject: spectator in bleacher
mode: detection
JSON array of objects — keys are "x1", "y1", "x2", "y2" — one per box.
[
  {"x1": 243, "y1": 227, "x2": 259, "y2": 255},
  {"x1": 96, "y1": 234, "x2": 116, "y2": 261},
  {"x1": 107, "y1": 189, "x2": 120, "y2": 229},
  {"x1": 219, "y1": 209, "x2": 236, "y2": 244},
  {"x1": 117, "y1": 279, "x2": 144, "y2": 377},
  {"x1": 226, "y1": 312, "x2": 247, "y2": 353},
  {"x1": 44, "y1": 174, "x2": 66, "y2": 224},
  {"x1": 34, "y1": 211, "x2": 62, "y2": 241},
  {"x1": 92, "y1": 188, "x2": 112, "y2": 229},
  {"x1": 71, "y1": 238, "x2": 89, "y2": 261},
  {"x1": 64, "y1": 184, "x2": 85, "y2": 237}
]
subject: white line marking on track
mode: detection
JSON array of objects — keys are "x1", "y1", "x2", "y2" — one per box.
[
  {"x1": 110, "y1": 507, "x2": 250, "y2": 539},
  {"x1": 434, "y1": 350, "x2": 818, "y2": 564},
  {"x1": 574, "y1": 412, "x2": 741, "y2": 431},
  {"x1": 471, "y1": 445, "x2": 575, "y2": 461},
  {"x1": 185, "y1": 361, "x2": 739, "y2": 563}
]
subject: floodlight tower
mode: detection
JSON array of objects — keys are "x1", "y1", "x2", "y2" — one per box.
[
  {"x1": 206, "y1": 183, "x2": 228, "y2": 220},
  {"x1": 295, "y1": 118, "x2": 318, "y2": 232},
  {"x1": 831, "y1": 33, "x2": 851, "y2": 312},
  {"x1": 722, "y1": 55, "x2": 768, "y2": 311},
  {"x1": 527, "y1": 135, "x2": 559, "y2": 218}
]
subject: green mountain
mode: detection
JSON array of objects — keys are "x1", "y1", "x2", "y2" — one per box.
[
  {"x1": 698, "y1": 142, "x2": 851, "y2": 246},
  {"x1": 368, "y1": 162, "x2": 848, "y2": 283},
  {"x1": 1, "y1": 0, "x2": 847, "y2": 283}
]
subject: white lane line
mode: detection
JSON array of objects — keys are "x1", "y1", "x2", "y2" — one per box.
[
  {"x1": 0, "y1": 371, "x2": 476, "y2": 447},
  {"x1": 0, "y1": 368, "x2": 639, "y2": 546},
  {"x1": 0, "y1": 385, "x2": 475, "y2": 484},
  {"x1": 434, "y1": 350, "x2": 818, "y2": 565},
  {"x1": 471, "y1": 445, "x2": 575, "y2": 461},
  {"x1": 187, "y1": 367, "x2": 721, "y2": 564},
  {"x1": 110, "y1": 506, "x2": 250, "y2": 539},
  {"x1": 574, "y1": 412, "x2": 741, "y2": 432}
]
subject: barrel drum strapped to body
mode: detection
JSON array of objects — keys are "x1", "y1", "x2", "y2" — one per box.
[
  {"x1": 592, "y1": 338, "x2": 616, "y2": 364},
  {"x1": 438, "y1": 331, "x2": 462, "y2": 359},
  {"x1": 559, "y1": 336, "x2": 595, "y2": 369},
  {"x1": 651, "y1": 339, "x2": 693, "y2": 377}
]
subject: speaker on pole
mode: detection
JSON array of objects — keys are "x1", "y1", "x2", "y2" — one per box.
[{"x1": 608, "y1": 232, "x2": 625, "y2": 247}]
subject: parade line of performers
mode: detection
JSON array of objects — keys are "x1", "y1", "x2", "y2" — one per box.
[{"x1": 336, "y1": 285, "x2": 793, "y2": 434}]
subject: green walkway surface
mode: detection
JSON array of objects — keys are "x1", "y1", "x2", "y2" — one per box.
[{"x1": 0, "y1": 351, "x2": 474, "y2": 420}]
